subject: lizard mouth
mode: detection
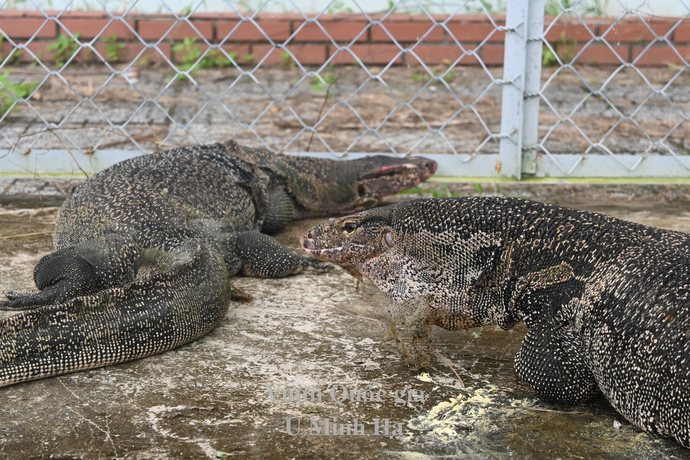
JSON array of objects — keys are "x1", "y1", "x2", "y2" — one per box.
[
  {"x1": 301, "y1": 246, "x2": 342, "y2": 256},
  {"x1": 361, "y1": 163, "x2": 431, "y2": 179},
  {"x1": 299, "y1": 227, "x2": 353, "y2": 264},
  {"x1": 300, "y1": 230, "x2": 341, "y2": 261}
]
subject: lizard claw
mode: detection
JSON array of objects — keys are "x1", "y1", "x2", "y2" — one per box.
[{"x1": 229, "y1": 282, "x2": 254, "y2": 301}]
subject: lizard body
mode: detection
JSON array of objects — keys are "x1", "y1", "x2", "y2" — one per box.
[
  {"x1": 301, "y1": 196, "x2": 690, "y2": 448},
  {"x1": 0, "y1": 140, "x2": 436, "y2": 387}
]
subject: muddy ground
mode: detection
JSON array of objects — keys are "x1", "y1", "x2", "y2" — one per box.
[
  {"x1": 2, "y1": 64, "x2": 689, "y2": 159},
  {"x1": 1, "y1": 181, "x2": 690, "y2": 459}
]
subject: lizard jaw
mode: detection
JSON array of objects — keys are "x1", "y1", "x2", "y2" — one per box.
[
  {"x1": 301, "y1": 246, "x2": 343, "y2": 257},
  {"x1": 300, "y1": 228, "x2": 351, "y2": 264},
  {"x1": 300, "y1": 239, "x2": 365, "y2": 282}
]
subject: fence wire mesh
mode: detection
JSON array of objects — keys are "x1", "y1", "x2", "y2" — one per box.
[
  {"x1": 0, "y1": 0, "x2": 689, "y2": 178},
  {"x1": 538, "y1": 1, "x2": 690, "y2": 176}
]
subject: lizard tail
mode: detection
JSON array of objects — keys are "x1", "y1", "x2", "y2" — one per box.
[{"x1": 0, "y1": 241, "x2": 232, "y2": 387}]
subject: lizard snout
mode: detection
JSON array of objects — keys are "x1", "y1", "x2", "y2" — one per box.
[
  {"x1": 300, "y1": 224, "x2": 348, "y2": 263},
  {"x1": 300, "y1": 227, "x2": 325, "y2": 253}
]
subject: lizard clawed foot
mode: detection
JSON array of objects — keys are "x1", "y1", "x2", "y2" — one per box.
[
  {"x1": 383, "y1": 298, "x2": 434, "y2": 369},
  {"x1": 385, "y1": 323, "x2": 432, "y2": 369}
]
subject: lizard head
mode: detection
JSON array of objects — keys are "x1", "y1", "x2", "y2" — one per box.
[
  {"x1": 302, "y1": 196, "x2": 507, "y2": 296},
  {"x1": 300, "y1": 205, "x2": 397, "y2": 280},
  {"x1": 342, "y1": 155, "x2": 438, "y2": 212},
  {"x1": 269, "y1": 154, "x2": 436, "y2": 217},
  {"x1": 222, "y1": 141, "x2": 436, "y2": 217}
]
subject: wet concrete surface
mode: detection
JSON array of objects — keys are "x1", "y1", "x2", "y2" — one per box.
[{"x1": 1, "y1": 181, "x2": 690, "y2": 459}]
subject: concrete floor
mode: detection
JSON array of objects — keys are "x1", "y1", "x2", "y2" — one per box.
[{"x1": 1, "y1": 181, "x2": 690, "y2": 459}]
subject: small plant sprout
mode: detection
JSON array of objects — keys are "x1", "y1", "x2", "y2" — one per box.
[
  {"x1": 311, "y1": 72, "x2": 337, "y2": 96},
  {"x1": 0, "y1": 71, "x2": 38, "y2": 118},
  {"x1": 102, "y1": 34, "x2": 125, "y2": 63},
  {"x1": 47, "y1": 33, "x2": 81, "y2": 67},
  {"x1": 173, "y1": 37, "x2": 237, "y2": 80}
]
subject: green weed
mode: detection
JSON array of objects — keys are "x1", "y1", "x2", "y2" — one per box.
[
  {"x1": 397, "y1": 187, "x2": 427, "y2": 195},
  {"x1": 440, "y1": 58, "x2": 455, "y2": 83},
  {"x1": 542, "y1": 48, "x2": 557, "y2": 66},
  {"x1": 179, "y1": 4, "x2": 193, "y2": 16},
  {"x1": 280, "y1": 51, "x2": 296, "y2": 69},
  {"x1": 557, "y1": 31, "x2": 575, "y2": 64},
  {"x1": 543, "y1": 31, "x2": 575, "y2": 65},
  {"x1": 172, "y1": 37, "x2": 236, "y2": 80},
  {"x1": 398, "y1": 184, "x2": 459, "y2": 198},
  {"x1": 47, "y1": 33, "x2": 81, "y2": 67},
  {"x1": 411, "y1": 61, "x2": 455, "y2": 85},
  {"x1": 545, "y1": 0, "x2": 608, "y2": 17},
  {"x1": 32, "y1": 51, "x2": 42, "y2": 67},
  {"x1": 583, "y1": 0, "x2": 609, "y2": 16},
  {"x1": 311, "y1": 72, "x2": 337, "y2": 95},
  {"x1": 0, "y1": 36, "x2": 21, "y2": 65},
  {"x1": 327, "y1": 0, "x2": 353, "y2": 14},
  {"x1": 545, "y1": 0, "x2": 576, "y2": 16},
  {"x1": 465, "y1": 0, "x2": 503, "y2": 14},
  {"x1": 101, "y1": 34, "x2": 125, "y2": 62},
  {"x1": 0, "y1": 70, "x2": 38, "y2": 118}
]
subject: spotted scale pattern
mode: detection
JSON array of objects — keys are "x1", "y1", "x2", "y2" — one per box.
[
  {"x1": 301, "y1": 196, "x2": 690, "y2": 448},
  {"x1": 0, "y1": 141, "x2": 437, "y2": 387}
]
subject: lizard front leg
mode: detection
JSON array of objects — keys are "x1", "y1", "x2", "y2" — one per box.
[
  {"x1": 384, "y1": 297, "x2": 435, "y2": 368},
  {"x1": 514, "y1": 299, "x2": 599, "y2": 404}
]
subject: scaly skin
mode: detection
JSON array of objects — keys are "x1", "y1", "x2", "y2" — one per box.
[
  {"x1": 0, "y1": 140, "x2": 436, "y2": 387},
  {"x1": 301, "y1": 196, "x2": 690, "y2": 449}
]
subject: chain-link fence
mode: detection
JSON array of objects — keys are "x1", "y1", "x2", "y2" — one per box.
[
  {"x1": 534, "y1": 1, "x2": 690, "y2": 179},
  {"x1": 0, "y1": 0, "x2": 689, "y2": 179}
]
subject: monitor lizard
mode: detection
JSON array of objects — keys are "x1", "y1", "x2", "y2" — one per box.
[
  {"x1": 301, "y1": 196, "x2": 690, "y2": 448},
  {"x1": 0, "y1": 140, "x2": 436, "y2": 387}
]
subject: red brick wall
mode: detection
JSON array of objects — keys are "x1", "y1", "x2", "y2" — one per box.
[{"x1": 0, "y1": 10, "x2": 686, "y2": 67}]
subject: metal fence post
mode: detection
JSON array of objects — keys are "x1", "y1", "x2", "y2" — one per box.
[{"x1": 499, "y1": 0, "x2": 544, "y2": 180}]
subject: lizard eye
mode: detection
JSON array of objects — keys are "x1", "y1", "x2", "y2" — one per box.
[
  {"x1": 384, "y1": 232, "x2": 394, "y2": 247},
  {"x1": 343, "y1": 222, "x2": 358, "y2": 234}
]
